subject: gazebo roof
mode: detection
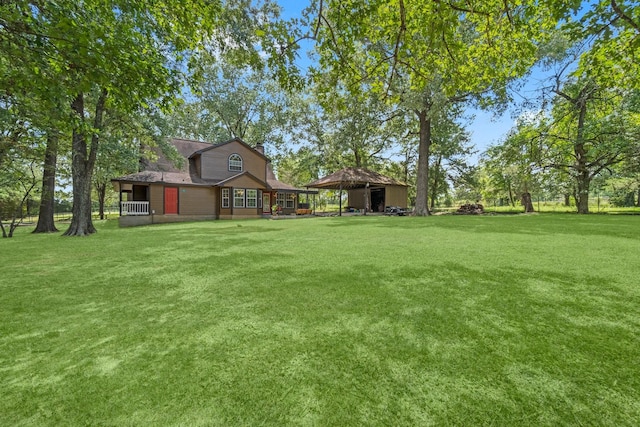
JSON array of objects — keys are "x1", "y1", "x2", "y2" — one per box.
[{"x1": 306, "y1": 167, "x2": 407, "y2": 190}]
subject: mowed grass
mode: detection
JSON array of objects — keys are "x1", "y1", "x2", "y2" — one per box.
[{"x1": 1, "y1": 215, "x2": 639, "y2": 426}]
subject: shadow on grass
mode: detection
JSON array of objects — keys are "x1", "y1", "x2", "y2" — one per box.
[{"x1": 367, "y1": 214, "x2": 640, "y2": 241}]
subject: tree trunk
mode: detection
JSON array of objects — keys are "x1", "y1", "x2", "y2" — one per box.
[
  {"x1": 96, "y1": 182, "x2": 106, "y2": 220},
  {"x1": 414, "y1": 109, "x2": 431, "y2": 216},
  {"x1": 576, "y1": 171, "x2": 591, "y2": 214},
  {"x1": 574, "y1": 95, "x2": 590, "y2": 214},
  {"x1": 430, "y1": 155, "x2": 442, "y2": 211},
  {"x1": 521, "y1": 192, "x2": 534, "y2": 212},
  {"x1": 363, "y1": 182, "x2": 369, "y2": 214},
  {"x1": 507, "y1": 182, "x2": 515, "y2": 207},
  {"x1": 33, "y1": 133, "x2": 59, "y2": 233},
  {"x1": 64, "y1": 90, "x2": 107, "y2": 236},
  {"x1": 563, "y1": 193, "x2": 571, "y2": 206},
  {"x1": 353, "y1": 147, "x2": 362, "y2": 168},
  {"x1": 636, "y1": 187, "x2": 640, "y2": 207}
]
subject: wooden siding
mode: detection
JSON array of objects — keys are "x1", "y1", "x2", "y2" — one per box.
[
  {"x1": 348, "y1": 189, "x2": 366, "y2": 209},
  {"x1": 348, "y1": 186, "x2": 408, "y2": 209},
  {"x1": 150, "y1": 184, "x2": 164, "y2": 214},
  {"x1": 179, "y1": 186, "x2": 217, "y2": 216},
  {"x1": 225, "y1": 174, "x2": 267, "y2": 189},
  {"x1": 385, "y1": 186, "x2": 408, "y2": 208},
  {"x1": 199, "y1": 140, "x2": 267, "y2": 182}
]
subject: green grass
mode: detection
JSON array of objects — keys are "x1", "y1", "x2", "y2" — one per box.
[{"x1": 2, "y1": 215, "x2": 640, "y2": 426}]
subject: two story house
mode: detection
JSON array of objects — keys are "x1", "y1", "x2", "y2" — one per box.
[{"x1": 111, "y1": 137, "x2": 316, "y2": 227}]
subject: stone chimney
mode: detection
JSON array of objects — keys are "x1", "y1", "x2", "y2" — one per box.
[{"x1": 255, "y1": 143, "x2": 264, "y2": 154}]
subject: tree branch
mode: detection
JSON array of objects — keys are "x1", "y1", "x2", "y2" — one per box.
[
  {"x1": 385, "y1": 0, "x2": 407, "y2": 97},
  {"x1": 611, "y1": 0, "x2": 640, "y2": 33}
]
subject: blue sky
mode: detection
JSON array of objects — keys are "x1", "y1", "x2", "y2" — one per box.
[{"x1": 275, "y1": 0, "x2": 533, "y2": 164}]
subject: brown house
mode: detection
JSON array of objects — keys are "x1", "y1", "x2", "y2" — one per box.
[{"x1": 111, "y1": 138, "x2": 316, "y2": 227}]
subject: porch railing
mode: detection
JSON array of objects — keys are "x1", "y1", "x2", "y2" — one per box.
[{"x1": 121, "y1": 201, "x2": 149, "y2": 216}]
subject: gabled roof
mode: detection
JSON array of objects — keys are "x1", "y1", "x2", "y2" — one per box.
[
  {"x1": 306, "y1": 167, "x2": 407, "y2": 189},
  {"x1": 216, "y1": 171, "x2": 267, "y2": 188},
  {"x1": 189, "y1": 137, "x2": 269, "y2": 161}
]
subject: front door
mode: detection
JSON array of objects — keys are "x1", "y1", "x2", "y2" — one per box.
[
  {"x1": 164, "y1": 187, "x2": 178, "y2": 214},
  {"x1": 262, "y1": 193, "x2": 271, "y2": 213}
]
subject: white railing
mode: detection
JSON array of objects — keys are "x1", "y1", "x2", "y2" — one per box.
[{"x1": 121, "y1": 201, "x2": 150, "y2": 216}]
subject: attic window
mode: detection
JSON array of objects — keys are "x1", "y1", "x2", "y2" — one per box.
[{"x1": 229, "y1": 154, "x2": 243, "y2": 172}]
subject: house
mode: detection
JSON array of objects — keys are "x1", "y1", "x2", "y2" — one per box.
[
  {"x1": 306, "y1": 167, "x2": 408, "y2": 213},
  {"x1": 111, "y1": 137, "x2": 317, "y2": 227}
]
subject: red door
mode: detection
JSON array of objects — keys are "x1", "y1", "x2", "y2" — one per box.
[{"x1": 164, "y1": 187, "x2": 178, "y2": 214}]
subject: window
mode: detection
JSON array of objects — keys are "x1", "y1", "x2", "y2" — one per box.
[
  {"x1": 246, "y1": 189, "x2": 257, "y2": 208},
  {"x1": 229, "y1": 154, "x2": 242, "y2": 172},
  {"x1": 222, "y1": 188, "x2": 230, "y2": 208},
  {"x1": 258, "y1": 190, "x2": 263, "y2": 208},
  {"x1": 286, "y1": 193, "x2": 295, "y2": 209},
  {"x1": 276, "y1": 192, "x2": 285, "y2": 208},
  {"x1": 234, "y1": 189, "x2": 245, "y2": 208}
]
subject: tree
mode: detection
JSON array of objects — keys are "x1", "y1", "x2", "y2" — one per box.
[
  {"x1": 482, "y1": 120, "x2": 543, "y2": 212},
  {"x1": 428, "y1": 111, "x2": 474, "y2": 210},
  {"x1": 0, "y1": 117, "x2": 41, "y2": 238},
  {"x1": 33, "y1": 132, "x2": 60, "y2": 233},
  {"x1": 276, "y1": 86, "x2": 403, "y2": 186},
  {"x1": 538, "y1": 76, "x2": 639, "y2": 213},
  {"x1": 576, "y1": 0, "x2": 640, "y2": 90},
  {"x1": 93, "y1": 108, "x2": 171, "y2": 220},
  {"x1": 170, "y1": 62, "x2": 291, "y2": 151},
  {"x1": 308, "y1": 0, "x2": 564, "y2": 215}
]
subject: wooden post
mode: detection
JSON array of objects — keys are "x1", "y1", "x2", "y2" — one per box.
[
  {"x1": 339, "y1": 182, "x2": 343, "y2": 216},
  {"x1": 364, "y1": 182, "x2": 369, "y2": 215}
]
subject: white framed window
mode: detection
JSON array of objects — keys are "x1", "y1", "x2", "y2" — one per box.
[
  {"x1": 222, "y1": 188, "x2": 230, "y2": 208},
  {"x1": 229, "y1": 154, "x2": 243, "y2": 172},
  {"x1": 246, "y1": 189, "x2": 257, "y2": 208},
  {"x1": 234, "y1": 188, "x2": 245, "y2": 208},
  {"x1": 286, "y1": 193, "x2": 295, "y2": 208},
  {"x1": 258, "y1": 190, "x2": 263, "y2": 208},
  {"x1": 276, "y1": 192, "x2": 285, "y2": 208}
]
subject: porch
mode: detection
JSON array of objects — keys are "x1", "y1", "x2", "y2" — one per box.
[{"x1": 121, "y1": 201, "x2": 149, "y2": 216}]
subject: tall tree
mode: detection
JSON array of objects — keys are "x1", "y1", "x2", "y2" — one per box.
[
  {"x1": 308, "y1": 0, "x2": 564, "y2": 215},
  {"x1": 538, "y1": 75, "x2": 639, "y2": 213},
  {"x1": 33, "y1": 132, "x2": 60, "y2": 233},
  {"x1": 171, "y1": 62, "x2": 291, "y2": 149},
  {"x1": 428, "y1": 111, "x2": 474, "y2": 210},
  {"x1": 482, "y1": 121, "x2": 542, "y2": 212},
  {"x1": 0, "y1": 115, "x2": 41, "y2": 237}
]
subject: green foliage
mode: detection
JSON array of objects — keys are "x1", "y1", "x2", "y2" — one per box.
[
  {"x1": 309, "y1": 0, "x2": 564, "y2": 215},
  {"x1": 1, "y1": 0, "x2": 300, "y2": 235},
  {"x1": 574, "y1": 0, "x2": 640, "y2": 89},
  {"x1": 170, "y1": 62, "x2": 291, "y2": 148}
]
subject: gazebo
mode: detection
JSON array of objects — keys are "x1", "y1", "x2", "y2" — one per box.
[{"x1": 306, "y1": 167, "x2": 408, "y2": 215}]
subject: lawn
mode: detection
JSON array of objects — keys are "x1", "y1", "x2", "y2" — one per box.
[{"x1": 1, "y1": 214, "x2": 639, "y2": 426}]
